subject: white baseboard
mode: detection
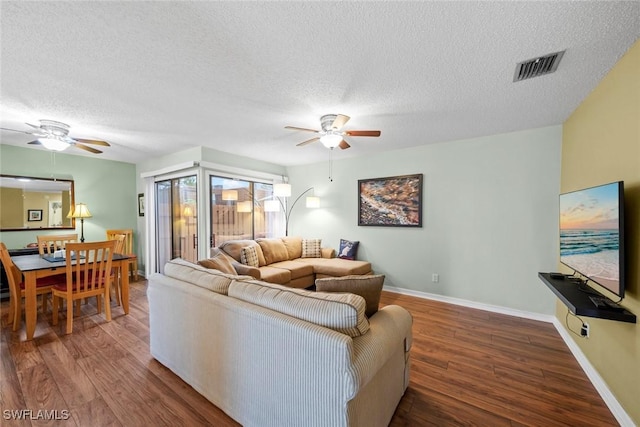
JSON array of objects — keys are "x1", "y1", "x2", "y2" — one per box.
[
  {"x1": 550, "y1": 318, "x2": 635, "y2": 427},
  {"x1": 383, "y1": 286, "x2": 634, "y2": 426},
  {"x1": 383, "y1": 285, "x2": 555, "y2": 323}
]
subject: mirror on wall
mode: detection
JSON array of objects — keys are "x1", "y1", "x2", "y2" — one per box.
[{"x1": 0, "y1": 175, "x2": 75, "y2": 231}]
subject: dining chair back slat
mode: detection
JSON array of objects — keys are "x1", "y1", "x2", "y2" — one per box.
[
  {"x1": 52, "y1": 240, "x2": 116, "y2": 334},
  {"x1": 0, "y1": 242, "x2": 61, "y2": 331},
  {"x1": 36, "y1": 234, "x2": 79, "y2": 255},
  {"x1": 106, "y1": 229, "x2": 138, "y2": 281}
]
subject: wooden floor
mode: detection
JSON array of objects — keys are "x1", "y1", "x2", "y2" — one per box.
[{"x1": 1, "y1": 281, "x2": 618, "y2": 426}]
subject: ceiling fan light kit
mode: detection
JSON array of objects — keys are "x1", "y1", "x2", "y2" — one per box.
[
  {"x1": 38, "y1": 137, "x2": 70, "y2": 151},
  {"x1": 320, "y1": 133, "x2": 343, "y2": 149}
]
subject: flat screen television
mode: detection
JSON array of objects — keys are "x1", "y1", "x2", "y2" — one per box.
[{"x1": 559, "y1": 181, "x2": 625, "y2": 298}]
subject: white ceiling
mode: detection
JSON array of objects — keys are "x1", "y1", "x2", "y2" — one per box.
[{"x1": 1, "y1": 1, "x2": 638, "y2": 166}]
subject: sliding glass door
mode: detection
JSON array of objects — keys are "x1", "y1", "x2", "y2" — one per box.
[{"x1": 156, "y1": 175, "x2": 198, "y2": 271}]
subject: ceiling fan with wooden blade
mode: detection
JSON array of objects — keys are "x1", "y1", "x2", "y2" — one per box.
[
  {"x1": 0, "y1": 119, "x2": 111, "y2": 154},
  {"x1": 285, "y1": 114, "x2": 380, "y2": 149}
]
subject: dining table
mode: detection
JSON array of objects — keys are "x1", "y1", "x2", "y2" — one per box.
[{"x1": 11, "y1": 253, "x2": 134, "y2": 341}]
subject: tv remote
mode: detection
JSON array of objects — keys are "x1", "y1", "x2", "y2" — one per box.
[{"x1": 588, "y1": 295, "x2": 625, "y2": 311}]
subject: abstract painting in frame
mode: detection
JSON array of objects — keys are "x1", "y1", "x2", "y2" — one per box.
[{"x1": 358, "y1": 174, "x2": 423, "y2": 227}]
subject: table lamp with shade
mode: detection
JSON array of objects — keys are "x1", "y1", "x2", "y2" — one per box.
[{"x1": 67, "y1": 203, "x2": 92, "y2": 242}]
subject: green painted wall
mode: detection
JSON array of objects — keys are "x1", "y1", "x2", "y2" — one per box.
[
  {"x1": 0, "y1": 144, "x2": 137, "y2": 251},
  {"x1": 287, "y1": 125, "x2": 562, "y2": 315},
  {"x1": 561, "y1": 40, "x2": 639, "y2": 423}
]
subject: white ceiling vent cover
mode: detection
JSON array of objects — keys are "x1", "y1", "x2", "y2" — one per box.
[{"x1": 513, "y1": 50, "x2": 565, "y2": 82}]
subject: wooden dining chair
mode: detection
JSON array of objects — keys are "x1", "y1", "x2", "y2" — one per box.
[
  {"x1": 51, "y1": 240, "x2": 116, "y2": 334},
  {"x1": 36, "y1": 234, "x2": 79, "y2": 255},
  {"x1": 0, "y1": 242, "x2": 65, "y2": 331},
  {"x1": 106, "y1": 233, "x2": 126, "y2": 305},
  {"x1": 106, "y1": 229, "x2": 138, "y2": 281}
]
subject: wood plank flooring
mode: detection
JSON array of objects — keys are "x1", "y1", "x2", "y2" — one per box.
[{"x1": 1, "y1": 281, "x2": 618, "y2": 426}]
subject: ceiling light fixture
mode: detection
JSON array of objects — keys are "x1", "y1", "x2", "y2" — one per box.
[{"x1": 38, "y1": 137, "x2": 69, "y2": 151}]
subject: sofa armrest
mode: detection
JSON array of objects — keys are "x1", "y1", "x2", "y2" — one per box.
[
  {"x1": 350, "y1": 305, "x2": 412, "y2": 392},
  {"x1": 321, "y1": 247, "x2": 336, "y2": 258},
  {"x1": 231, "y1": 261, "x2": 261, "y2": 279}
]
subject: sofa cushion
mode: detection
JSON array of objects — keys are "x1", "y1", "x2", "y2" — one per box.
[
  {"x1": 257, "y1": 238, "x2": 289, "y2": 265},
  {"x1": 316, "y1": 274, "x2": 385, "y2": 317},
  {"x1": 257, "y1": 266, "x2": 291, "y2": 285},
  {"x1": 338, "y1": 239, "x2": 359, "y2": 260},
  {"x1": 269, "y1": 260, "x2": 314, "y2": 280},
  {"x1": 295, "y1": 257, "x2": 372, "y2": 276},
  {"x1": 301, "y1": 238, "x2": 322, "y2": 258},
  {"x1": 219, "y1": 240, "x2": 266, "y2": 266},
  {"x1": 198, "y1": 248, "x2": 237, "y2": 275},
  {"x1": 240, "y1": 246, "x2": 260, "y2": 267},
  {"x1": 282, "y1": 236, "x2": 303, "y2": 260},
  {"x1": 228, "y1": 279, "x2": 369, "y2": 337},
  {"x1": 164, "y1": 258, "x2": 239, "y2": 295}
]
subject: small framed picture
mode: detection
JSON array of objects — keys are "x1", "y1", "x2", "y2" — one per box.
[
  {"x1": 28, "y1": 209, "x2": 43, "y2": 222},
  {"x1": 138, "y1": 193, "x2": 145, "y2": 217}
]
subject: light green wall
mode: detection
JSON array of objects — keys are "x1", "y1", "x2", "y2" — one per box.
[
  {"x1": 561, "y1": 40, "x2": 639, "y2": 423},
  {"x1": 287, "y1": 125, "x2": 562, "y2": 314},
  {"x1": 0, "y1": 144, "x2": 137, "y2": 250}
]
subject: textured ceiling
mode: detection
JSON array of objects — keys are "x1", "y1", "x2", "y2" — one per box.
[{"x1": 0, "y1": 1, "x2": 638, "y2": 166}]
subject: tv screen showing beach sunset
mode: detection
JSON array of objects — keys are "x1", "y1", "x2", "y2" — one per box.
[{"x1": 560, "y1": 182, "x2": 623, "y2": 295}]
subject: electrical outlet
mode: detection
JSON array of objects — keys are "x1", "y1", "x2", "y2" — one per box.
[
  {"x1": 581, "y1": 323, "x2": 590, "y2": 338},
  {"x1": 432, "y1": 273, "x2": 439, "y2": 283}
]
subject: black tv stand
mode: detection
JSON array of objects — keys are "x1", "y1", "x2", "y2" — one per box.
[{"x1": 538, "y1": 272, "x2": 636, "y2": 323}]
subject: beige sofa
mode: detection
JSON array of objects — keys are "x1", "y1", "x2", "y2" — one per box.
[
  {"x1": 148, "y1": 258, "x2": 413, "y2": 427},
  {"x1": 211, "y1": 236, "x2": 372, "y2": 288}
]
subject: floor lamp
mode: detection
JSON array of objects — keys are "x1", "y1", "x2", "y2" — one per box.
[
  {"x1": 67, "y1": 203, "x2": 92, "y2": 242},
  {"x1": 265, "y1": 185, "x2": 319, "y2": 236}
]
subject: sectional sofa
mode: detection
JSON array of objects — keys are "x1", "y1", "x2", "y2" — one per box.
[
  {"x1": 148, "y1": 258, "x2": 413, "y2": 427},
  {"x1": 202, "y1": 236, "x2": 372, "y2": 288}
]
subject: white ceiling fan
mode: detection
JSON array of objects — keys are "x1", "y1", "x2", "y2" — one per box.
[{"x1": 0, "y1": 119, "x2": 111, "y2": 154}]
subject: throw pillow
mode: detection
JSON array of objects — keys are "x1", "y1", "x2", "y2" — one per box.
[
  {"x1": 197, "y1": 248, "x2": 237, "y2": 275},
  {"x1": 240, "y1": 246, "x2": 259, "y2": 267},
  {"x1": 315, "y1": 274, "x2": 385, "y2": 317},
  {"x1": 301, "y1": 238, "x2": 322, "y2": 258},
  {"x1": 338, "y1": 239, "x2": 359, "y2": 260}
]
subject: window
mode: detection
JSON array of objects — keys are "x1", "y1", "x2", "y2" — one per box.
[{"x1": 210, "y1": 176, "x2": 282, "y2": 246}]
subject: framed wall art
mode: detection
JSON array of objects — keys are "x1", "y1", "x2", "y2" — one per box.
[
  {"x1": 358, "y1": 174, "x2": 423, "y2": 227},
  {"x1": 27, "y1": 209, "x2": 43, "y2": 222},
  {"x1": 138, "y1": 193, "x2": 145, "y2": 217}
]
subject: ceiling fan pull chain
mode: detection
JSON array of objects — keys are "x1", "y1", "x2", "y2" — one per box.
[
  {"x1": 329, "y1": 148, "x2": 333, "y2": 182},
  {"x1": 50, "y1": 151, "x2": 56, "y2": 179}
]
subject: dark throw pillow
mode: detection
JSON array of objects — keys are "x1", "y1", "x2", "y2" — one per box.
[{"x1": 338, "y1": 239, "x2": 359, "y2": 260}]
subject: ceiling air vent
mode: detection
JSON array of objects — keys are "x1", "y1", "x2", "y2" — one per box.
[{"x1": 513, "y1": 50, "x2": 565, "y2": 82}]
